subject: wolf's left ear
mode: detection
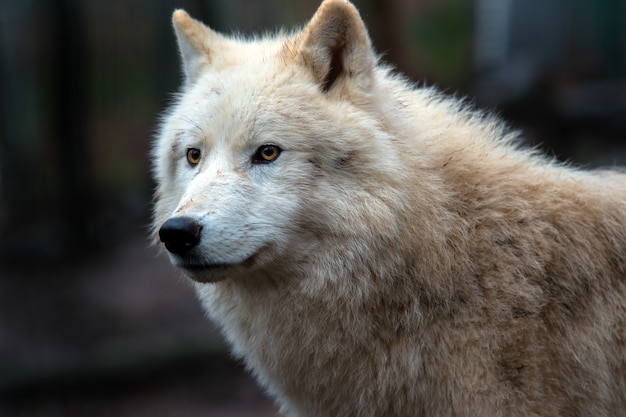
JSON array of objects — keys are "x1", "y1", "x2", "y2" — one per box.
[
  {"x1": 172, "y1": 10, "x2": 220, "y2": 84},
  {"x1": 296, "y1": 0, "x2": 375, "y2": 93}
]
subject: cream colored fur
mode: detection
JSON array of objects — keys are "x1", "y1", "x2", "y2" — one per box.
[{"x1": 152, "y1": 1, "x2": 626, "y2": 415}]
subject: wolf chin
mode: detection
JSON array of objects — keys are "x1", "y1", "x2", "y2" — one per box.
[{"x1": 152, "y1": 1, "x2": 626, "y2": 415}]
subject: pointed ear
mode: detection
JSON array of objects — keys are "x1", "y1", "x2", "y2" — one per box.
[
  {"x1": 297, "y1": 0, "x2": 375, "y2": 93},
  {"x1": 172, "y1": 10, "x2": 220, "y2": 84}
]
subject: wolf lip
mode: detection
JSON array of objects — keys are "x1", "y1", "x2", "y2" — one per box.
[
  {"x1": 180, "y1": 261, "x2": 233, "y2": 271},
  {"x1": 178, "y1": 261, "x2": 236, "y2": 283},
  {"x1": 178, "y1": 249, "x2": 262, "y2": 276}
]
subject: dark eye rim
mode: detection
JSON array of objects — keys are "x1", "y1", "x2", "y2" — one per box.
[
  {"x1": 186, "y1": 147, "x2": 202, "y2": 166},
  {"x1": 252, "y1": 144, "x2": 282, "y2": 164}
]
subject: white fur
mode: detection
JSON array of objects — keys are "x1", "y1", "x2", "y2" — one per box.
[{"x1": 153, "y1": 1, "x2": 626, "y2": 416}]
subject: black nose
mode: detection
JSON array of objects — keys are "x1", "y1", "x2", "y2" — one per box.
[{"x1": 159, "y1": 217, "x2": 203, "y2": 255}]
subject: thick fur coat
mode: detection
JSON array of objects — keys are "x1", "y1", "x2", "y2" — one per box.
[{"x1": 152, "y1": 1, "x2": 626, "y2": 415}]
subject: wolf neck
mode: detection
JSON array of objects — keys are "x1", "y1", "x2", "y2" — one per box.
[{"x1": 200, "y1": 254, "x2": 432, "y2": 414}]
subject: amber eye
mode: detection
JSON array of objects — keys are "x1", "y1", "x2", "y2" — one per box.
[
  {"x1": 253, "y1": 144, "x2": 281, "y2": 164},
  {"x1": 186, "y1": 148, "x2": 201, "y2": 165}
]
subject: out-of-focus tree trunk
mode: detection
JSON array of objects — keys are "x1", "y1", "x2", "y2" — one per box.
[{"x1": 50, "y1": 0, "x2": 94, "y2": 252}]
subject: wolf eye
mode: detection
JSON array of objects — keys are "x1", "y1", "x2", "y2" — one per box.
[
  {"x1": 252, "y1": 144, "x2": 281, "y2": 164},
  {"x1": 186, "y1": 148, "x2": 201, "y2": 165}
]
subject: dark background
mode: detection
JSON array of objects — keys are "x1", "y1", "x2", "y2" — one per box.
[{"x1": 1, "y1": 0, "x2": 625, "y2": 415}]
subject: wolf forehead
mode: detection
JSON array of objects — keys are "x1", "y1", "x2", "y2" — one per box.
[
  {"x1": 162, "y1": 37, "x2": 335, "y2": 136},
  {"x1": 168, "y1": 70, "x2": 329, "y2": 126}
]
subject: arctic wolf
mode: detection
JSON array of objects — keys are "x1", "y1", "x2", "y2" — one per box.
[{"x1": 152, "y1": 0, "x2": 626, "y2": 415}]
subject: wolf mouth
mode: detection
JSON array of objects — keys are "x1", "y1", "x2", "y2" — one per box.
[
  {"x1": 181, "y1": 261, "x2": 233, "y2": 272},
  {"x1": 178, "y1": 248, "x2": 263, "y2": 275},
  {"x1": 178, "y1": 260, "x2": 240, "y2": 283}
]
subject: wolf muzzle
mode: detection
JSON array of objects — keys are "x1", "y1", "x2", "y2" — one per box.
[{"x1": 159, "y1": 216, "x2": 203, "y2": 255}]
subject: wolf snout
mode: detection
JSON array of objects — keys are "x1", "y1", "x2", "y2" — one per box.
[{"x1": 159, "y1": 216, "x2": 203, "y2": 255}]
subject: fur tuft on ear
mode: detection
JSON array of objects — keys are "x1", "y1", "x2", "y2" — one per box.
[
  {"x1": 172, "y1": 10, "x2": 220, "y2": 84},
  {"x1": 297, "y1": 0, "x2": 375, "y2": 93}
]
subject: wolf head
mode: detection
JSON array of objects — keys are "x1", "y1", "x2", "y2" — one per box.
[{"x1": 153, "y1": 0, "x2": 410, "y2": 283}]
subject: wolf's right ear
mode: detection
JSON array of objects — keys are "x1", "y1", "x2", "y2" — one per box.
[{"x1": 172, "y1": 10, "x2": 219, "y2": 84}]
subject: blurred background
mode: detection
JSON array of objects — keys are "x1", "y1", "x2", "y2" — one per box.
[{"x1": 0, "y1": 0, "x2": 624, "y2": 415}]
